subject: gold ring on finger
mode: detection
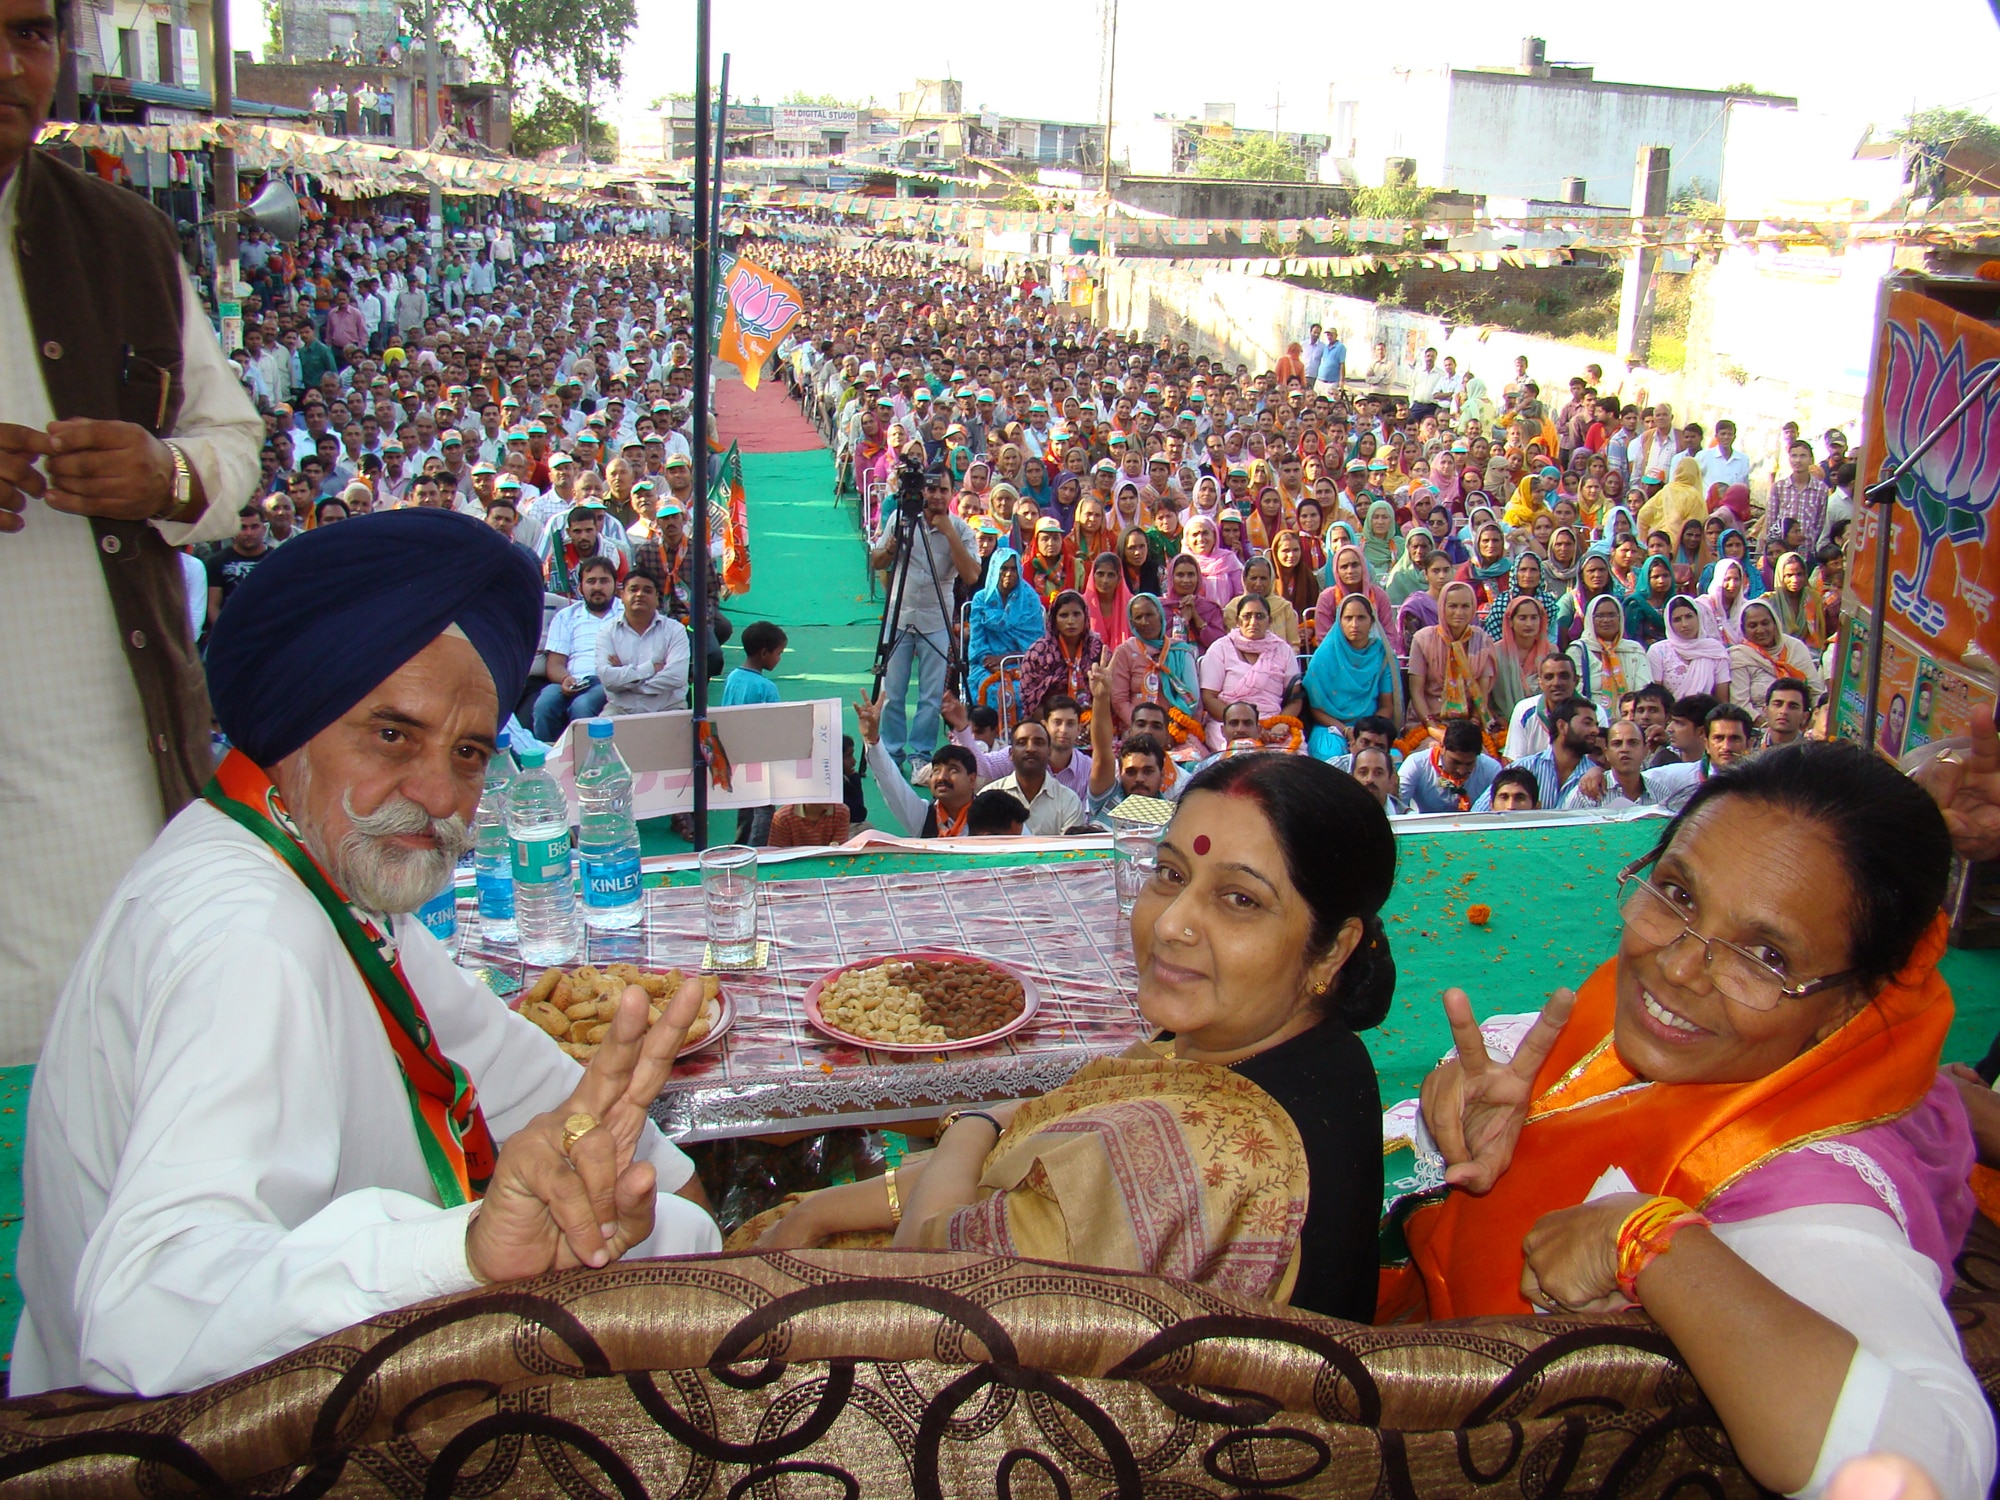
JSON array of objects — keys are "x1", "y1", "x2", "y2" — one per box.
[{"x1": 561, "y1": 1111, "x2": 600, "y2": 1158}]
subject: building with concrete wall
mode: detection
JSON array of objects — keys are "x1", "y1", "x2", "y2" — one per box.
[
  {"x1": 1325, "y1": 40, "x2": 1795, "y2": 207},
  {"x1": 275, "y1": 0, "x2": 400, "y2": 63}
]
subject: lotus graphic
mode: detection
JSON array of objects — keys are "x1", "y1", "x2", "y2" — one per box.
[
  {"x1": 726, "y1": 270, "x2": 800, "y2": 341},
  {"x1": 1880, "y1": 321, "x2": 2000, "y2": 638}
]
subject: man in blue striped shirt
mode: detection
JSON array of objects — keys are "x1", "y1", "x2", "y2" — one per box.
[{"x1": 1474, "y1": 697, "x2": 1599, "y2": 811}]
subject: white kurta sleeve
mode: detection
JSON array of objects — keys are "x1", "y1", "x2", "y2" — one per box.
[
  {"x1": 394, "y1": 923, "x2": 697, "y2": 1195},
  {"x1": 71, "y1": 933, "x2": 483, "y2": 1395},
  {"x1": 155, "y1": 268, "x2": 264, "y2": 550},
  {"x1": 1708, "y1": 1205, "x2": 1996, "y2": 1500}
]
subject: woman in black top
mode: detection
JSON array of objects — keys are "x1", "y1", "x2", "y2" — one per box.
[{"x1": 753, "y1": 753, "x2": 1393, "y2": 1324}]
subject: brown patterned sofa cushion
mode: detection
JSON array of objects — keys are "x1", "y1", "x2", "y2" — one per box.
[{"x1": 2, "y1": 1221, "x2": 1997, "y2": 1497}]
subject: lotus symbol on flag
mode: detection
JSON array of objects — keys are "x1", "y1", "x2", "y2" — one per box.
[
  {"x1": 727, "y1": 270, "x2": 800, "y2": 342},
  {"x1": 1881, "y1": 321, "x2": 2000, "y2": 638}
]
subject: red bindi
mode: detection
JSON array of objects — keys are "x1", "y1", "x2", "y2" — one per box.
[{"x1": 1192, "y1": 834, "x2": 1211, "y2": 856}]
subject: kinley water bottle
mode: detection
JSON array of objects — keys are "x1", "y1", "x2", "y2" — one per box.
[
  {"x1": 474, "y1": 729, "x2": 519, "y2": 944},
  {"x1": 508, "y1": 746, "x2": 579, "y2": 965},
  {"x1": 576, "y1": 719, "x2": 643, "y2": 930}
]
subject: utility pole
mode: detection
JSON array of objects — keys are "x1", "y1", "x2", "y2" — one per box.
[
  {"x1": 424, "y1": 0, "x2": 442, "y2": 237},
  {"x1": 688, "y1": 0, "x2": 713, "y2": 848},
  {"x1": 1098, "y1": 0, "x2": 1117, "y2": 195},
  {"x1": 210, "y1": 0, "x2": 240, "y2": 353},
  {"x1": 1271, "y1": 87, "x2": 1283, "y2": 141},
  {"x1": 1616, "y1": 144, "x2": 1670, "y2": 366}
]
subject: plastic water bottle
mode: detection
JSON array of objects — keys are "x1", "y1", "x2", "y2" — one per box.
[
  {"x1": 576, "y1": 719, "x2": 643, "y2": 930},
  {"x1": 474, "y1": 729, "x2": 518, "y2": 944},
  {"x1": 508, "y1": 746, "x2": 579, "y2": 964},
  {"x1": 416, "y1": 872, "x2": 459, "y2": 943}
]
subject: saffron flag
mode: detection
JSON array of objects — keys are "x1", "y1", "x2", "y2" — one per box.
[
  {"x1": 712, "y1": 442, "x2": 751, "y2": 596},
  {"x1": 718, "y1": 257, "x2": 803, "y2": 391}
]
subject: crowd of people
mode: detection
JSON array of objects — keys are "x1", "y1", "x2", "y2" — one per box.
[
  {"x1": 768, "y1": 245, "x2": 1857, "y2": 834},
  {"x1": 8, "y1": 47, "x2": 2000, "y2": 1493}
]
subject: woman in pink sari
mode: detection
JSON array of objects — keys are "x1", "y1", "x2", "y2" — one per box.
[
  {"x1": 1196, "y1": 593, "x2": 1305, "y2": 750},
  {"x1": 1647, "y1": 594, "x2": 1733, "y2": 700},
  {"x1": 1313, "y1": 543, "x2": 1400, "y2": 656},
  {"x1": 1084, "y1": 551, "x2": 1133, "y2": 653},
  {"x1": 1183, "y1": 515, "x2": 1245, "y2": 610}
]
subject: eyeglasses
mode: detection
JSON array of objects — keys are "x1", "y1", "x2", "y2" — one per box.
[{"x1": 1615, "y1": 859, "x2": 1853, "y2": 1011}]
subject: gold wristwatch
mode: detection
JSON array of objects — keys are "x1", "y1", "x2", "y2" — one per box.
[{"x1": 157, "y1": 440, "x2": 200, "y2": 524}]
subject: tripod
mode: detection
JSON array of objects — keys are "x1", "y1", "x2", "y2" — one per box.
[{"x1": 869, "y1": 472, "x2": 964, "y2": 766}]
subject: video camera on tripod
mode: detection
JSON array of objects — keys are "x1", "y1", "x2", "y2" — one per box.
[{"x1": 870, "y1": 456, "x2": 965, "y2": 705}]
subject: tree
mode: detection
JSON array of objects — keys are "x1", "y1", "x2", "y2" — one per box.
[
  {"x1": 445, "y1": 0, "x2": 543, "y2": 94},
  {"x1": 511, "y1": 88, "x2": 617, "y2": 159},
  {"x1": 1350, "y1": 182, "x2": 1434, "y2": 220},
  {"x1": 1719, "y1": 82, "x2": 1786, "y2": 99},
  {"x1": 1897, "y1": 107, "x2": 2000, "y2": 156},
  {"x1": 781, "y1": 90, "x2": 860, "y2": 108},
  {"x1": 1192, "y1": 134, "x2": 1307, "y2": 182}
]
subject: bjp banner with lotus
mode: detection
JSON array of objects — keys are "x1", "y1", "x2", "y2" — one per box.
[{"x1": 718, "y1": 257, "x2": 803, "y2": 390}]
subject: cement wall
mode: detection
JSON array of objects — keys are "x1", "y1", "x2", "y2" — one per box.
[
  {"x1": 1112, "y1": 176, "x2": 1353, "y2": 221},
  {"x1": 1098, "y1": 254, "x2": 1870, "y2": 497}
]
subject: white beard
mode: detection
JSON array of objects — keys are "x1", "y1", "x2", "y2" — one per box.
[{"x1": 290, "y1": 753, "x2": 475, "y2": 913}]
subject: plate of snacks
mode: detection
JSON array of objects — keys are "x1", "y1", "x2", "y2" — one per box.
[
  {"x1": 803, "y1": 950, "x2": 1038, "y2": 1053},
  {"x1": 515, "y1": 963, "x2": 732, "y2": 1064}
]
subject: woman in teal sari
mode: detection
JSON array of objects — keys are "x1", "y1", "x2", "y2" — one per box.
[
  {"x1": 1382, "y1": 529, "x2": 1432, "y2": 609},
  {"x1": 1361, "y1": 500, "x2": 1401, "y2": 581},
  {"x1": 1624, "y1": 554, "x2": 1678, "y2": 649},
  {"x1": 1303, "y1": 593, "x2": 1398, "y2": 760},
  {"x1": 968, "y1": 548, "x2": 1047, "y2": 708}
]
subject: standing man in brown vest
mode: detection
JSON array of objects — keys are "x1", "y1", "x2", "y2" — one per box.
[{"x1": 0, "y1": 0, "x2": 262, "y2": 1062}]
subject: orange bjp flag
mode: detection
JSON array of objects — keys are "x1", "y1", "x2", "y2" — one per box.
[{"x1": 719, "y1": 258, "x2": 803, "y2": 392}]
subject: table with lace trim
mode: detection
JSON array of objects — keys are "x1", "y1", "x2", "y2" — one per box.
[{"x1": 452, "y1": 860, "x2": 1146, "y2": 1141}]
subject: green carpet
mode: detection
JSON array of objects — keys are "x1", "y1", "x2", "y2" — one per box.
[{"x1": 639, "y1": 444, "x2": 896, "y2": 855}]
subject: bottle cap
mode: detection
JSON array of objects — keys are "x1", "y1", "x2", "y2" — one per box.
[
  {"x1": 495, "y1": 726, "x2": 511, "y2": 749},
  {"x1": 587, "y1": 718, "x2": 615, "y2": 739},
  {"x1": 518, "y1": 746, "x2": 546, "y2": 767}
]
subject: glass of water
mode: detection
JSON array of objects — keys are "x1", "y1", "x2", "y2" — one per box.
[
  {"x1": 699, "y1": 844, "x2": 760, "y2": 967},
  {"x1": 1111, "y1": 823, "x2": 1164, "y2": 919}
]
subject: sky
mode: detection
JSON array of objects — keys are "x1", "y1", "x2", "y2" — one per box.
[{"x1": 233, "y1": 0, "x2": 2000, "y2": 155}]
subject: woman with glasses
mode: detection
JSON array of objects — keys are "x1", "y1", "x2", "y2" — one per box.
[{"x1": 1392, "y1": 742, "x2": 1993, "y2": 1499}]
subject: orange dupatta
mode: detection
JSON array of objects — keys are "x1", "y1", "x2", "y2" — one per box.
[{"x1": 1396, "y1": 916, "x2": 1953, "y2": 1320}]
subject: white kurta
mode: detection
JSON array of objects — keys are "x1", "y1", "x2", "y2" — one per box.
[
  {"x1": 13, "y1": 800, "x2": 716, "y2": 1397},
  {"x1": 0, "y1": 166, "x2": 264, "y2": 1064}
]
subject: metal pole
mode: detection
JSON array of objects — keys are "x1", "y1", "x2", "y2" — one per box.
[
  {"x1": 1858, "y1": 355, "x2": 2000, "y2": 748},
  {"x1": 709, "y1": 55, "x2": 729, "y2": 280},
  {"x1": 1099, "y1": 0, "x2": 1117, "y2": 196},
  {"x1": 424, "y1": 0, "x2": 442, "y2": 232},
  {"x1": 688, "y1": 0, "x2": 712, "y2": 849},
  {"x1": 211, "y1": 0, "x2": 240, "y2": 354}
]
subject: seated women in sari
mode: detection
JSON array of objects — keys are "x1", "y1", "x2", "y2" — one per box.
[
  {"x1": 1768, "y1": 551, "x2": 1828, "y2": 652},
  {"x1": 1197, "y1": 594, "x2": 1305, "y2": 751},
  {"x1": 1457, "y1": 521, "x2": 1514, "y2": 610},
  {"x1": 1023, "y1": 516, "x2": 1073, "y2": 603},
  {"x1": 1403, "y1": 745, "x2": 1994, "y2": 1499},
  {"x1": 1183, "y1": 516, "x2": 1245, "y2": 610},
  {"x1": 1227, "y1": 555, "x2": 1300, "y2": 647},
  {"x1": 1407, "y1": 581, "x2": 1497, "y2": 735},
  {"x1": 1553, "y1": 549, "x2": 1619, "y2": 653},
  {"x1": 1018, "y1": 589, "x2": 1105, "y2": 721},
  {"x1": 1568, "y1": 593, "x2": 1653, "y2": 705},
  {"x1": 1381, "y1": 529, "x2": 1433, "y2": 611},
  {"x1": 1271, "y1": 531, "x2": 1322, "y2": 650},
  {"x1": 1304, "y1": 594, "x2": 1398, "y2": 761},
  {"x1": 1164, "y1": 551, "x2": 1228, "y2": 652},
  {"x1": 967, "y1": 548, "x2": 1045, "y2": 708},
  {"x1": 1488, "y1": 593, "x2": 1553, "y2": 732},
  {"x1": 1729, "y1": 600, "x2": 1823, "y2": 722},
  {"x1": 1698, "y1": 527, "x2": 1767, "y2": 599},
  {"x1": 1648, "y1": 594, "x2": 1733, "y2": 702},
  {"x1": 1479, "y1": 553, "x2": 1559, "y2": 641},
  {"x1": 1703, "y1": 557, "x2": 1755, "y2": 645},
  {"x1": 749, "y1": 754, "x2": 1398, "y2": 1321},
  {"x1": 1398, "y1": 550, "x2": 1456, "y2": 654},
  {"x1": 1109, "y1": 592, "x2": 1203, "y2": 741},
  {"x1": 1086, "y1": 553, "x2": 1133, "y2": 655},
  {"x1": 1314, "y1": 543, "x2": 1400, "y2": 656},
  {"x1": 1624, "y1": 555, "x2": 1679, "y2": 649},
  {"x1": 1118, "y1": 524, "x2": 1161, "y2": 598}
]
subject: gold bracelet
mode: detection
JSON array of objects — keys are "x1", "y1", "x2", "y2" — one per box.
[{"x1": 883, "y1": 1165, "x2": 902, "y2": 1225}]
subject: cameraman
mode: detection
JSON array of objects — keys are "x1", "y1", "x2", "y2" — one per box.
[{"x1": 868, "y1": 466, "x2": 978, "y2": 773}]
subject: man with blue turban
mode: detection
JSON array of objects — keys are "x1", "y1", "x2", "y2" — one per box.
[{"x1": 13, "y1": 510, "x2": 719, "y2": 1397}]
